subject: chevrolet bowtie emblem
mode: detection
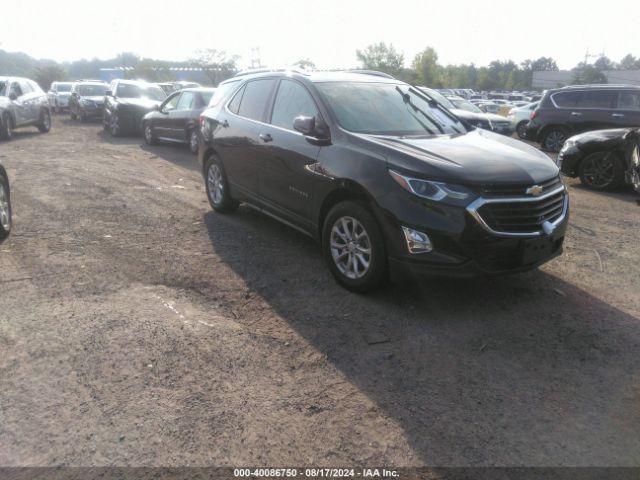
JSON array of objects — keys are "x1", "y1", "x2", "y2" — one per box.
[{"x1": 526, "y1": 185, "x2": 543, "y2": 196}]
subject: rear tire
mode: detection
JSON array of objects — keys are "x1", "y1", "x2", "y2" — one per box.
[
  {"x1": 37, "y1": 109, "x2": 51, "y2": 133},
  {"x1": 0, "y1": 169, "x2": 12, "y2": 240},
  {"x1": 542, "y1": 127, "x2": 568, "y2": 152},
  {"x1": 188, "y1": 129, "x2": 199, "y2": 154},
  {"x1": 204, "y1": 155, "x2": 239, "y2": 213},
  {"x1": 516, "y1": 121, "x2": 528, "y2": 139},
  {"x1": 143, "y1": 123, "x2": 157, "y2": 145},
  {"x1": 578, "y1": 151, "x2": 625, "y2": 191},
  {"x1": 322, "y1": 201, "x2": 387, "y2": 293},
  {"x1": 109, "y1": 113, "x2": 121, "y2": 137},
  {"x1": 0, "y1": 113, "x2": 13, "y2": 140}
]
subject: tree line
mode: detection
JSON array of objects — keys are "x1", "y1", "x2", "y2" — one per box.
[{"x1": 2, "y1": 44, "x2": 640, "y2": 92}]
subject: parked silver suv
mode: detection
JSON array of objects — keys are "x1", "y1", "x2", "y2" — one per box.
[
  {"x1": 0, "y1": 76, "x2": 52, "y2": 140},
  {"x1": 48, "y1": 81, "x2": 73, "y2": 113}
]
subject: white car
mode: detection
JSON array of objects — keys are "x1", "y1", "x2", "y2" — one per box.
[
  {"x1": 47, "y1": 82, "x2": 73, "y2": 113},
  {"x1": 507, "y1": 102, "x2": 539, "y2": 139}
]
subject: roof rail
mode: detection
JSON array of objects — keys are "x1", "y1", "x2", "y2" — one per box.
[
  {"x1": 343, "y1": 69, "x2": 396, "y2": 79},
  {"x1": 232, "y1": 67, "x2": 306, "y2": 78},
  {"x1": 562, "y1": 83, "x2": 639, "y2": 89}
]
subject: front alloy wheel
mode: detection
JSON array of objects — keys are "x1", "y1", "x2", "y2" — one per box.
[
  {"x1": 189, "y1": 130, "x2": 199, "y2": 154},
  {"x1": 110, "y1": 114, "x2": 120, "y2": 137},
  {"x1": 579, "y1": 151, "x2": 624, "y2": 191},
  {"x1": 205, "y1": 157, "x2": 238, "y2": 213},
  {"x1": 144, "y1": 124, "x2": 157, "y2": 145},
  {"x1": 323, "y1": 201, "x2": 386, "y2": 293}
]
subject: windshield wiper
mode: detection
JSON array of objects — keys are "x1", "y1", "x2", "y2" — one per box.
[
  {"x1": 406, "y1": 86, "x2": 464, "y2": 134},
  {"x1": 395, "y1": 86, "x2": 444, "y2": 134}
]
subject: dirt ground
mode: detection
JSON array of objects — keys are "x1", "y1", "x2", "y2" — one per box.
[{"x1": 1, "y1": 117, "x2": 639, "y2": 467}]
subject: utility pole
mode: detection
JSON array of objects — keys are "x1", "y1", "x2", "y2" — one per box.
[{"x1": 250, "y1": 47, "x2": 262, "y2": 69}]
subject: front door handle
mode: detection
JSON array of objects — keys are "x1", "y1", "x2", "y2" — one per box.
[
  {"x1": 570, "y1": 112, "x2": 582, "y2": 116},
  {"x1": 612, "y1": 113, "x2": 625, "y2": 118},
  {"x1": 259, "y1": 133, "x2": 273, "y2": 143}
]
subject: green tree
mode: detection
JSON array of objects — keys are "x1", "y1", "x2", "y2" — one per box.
[
  {"x1": 32, "y1": 65, "x2": 67, "y2": 90},
  {"x1": 292, "y1": 58, "x2": 315, "y2": 69},
  {"x1": 594, "y1": 55, "x2": 614, "y2": 71},
  {"x1": 189, "y1": 49, "x2": 239, "y2": 85},
  {"x1": 356, "y1": 42, "x2": 404, "y2": 77},
  {"x1": 572, "y1": 63, "x2": 608, "y2": 84},
  {"x1": 411, "y1": 47, "x2": 440, "y2": 86},
  {"x1": 619, "y1": 54, "x2": 639, "y2": 70}
]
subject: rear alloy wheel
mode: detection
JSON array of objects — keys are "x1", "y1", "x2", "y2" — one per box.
[
  {"x1": 323, "y1": 201, "x2": 386, "y2": 293},
  {"x1": 516, "y1": 121, "x2": 528, "y2": 139},
  {"x1": 37, "y1": 109, "x2": 51, "y2": 133},
  {"x1": 205, "y1": 156, "x2": 238, "y2": 213},
  {"x1": 579, "y1": 151, "x2": 624, "y2": 191},
  {"x1": 144, "y1": 123, "x2": 157, "y2": 145},
  {"x1": 1, "y1": 113, "x2": 13, "y2": 140},
  {"x1": 542, "y1": 128, "x2": 568, "y2": 152},
  {"x1": 0, "y1": 173, "x2": 12, "y2": 239},
  {"x1": 110, "y1": 113, "x2": 120, "y2": 137},
  {"x1": 189, "y1": 129, "x2": 199, "y2": 154}
]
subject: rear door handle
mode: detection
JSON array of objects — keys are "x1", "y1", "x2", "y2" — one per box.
[
  {"x1": 259, "y1": 133, "x2": 273, "y2": 143},
  {"x1": 612, "y1": 113, "x2": 625, "y2": 118},
  {"x1": 570, "y1": 112, "x2": 582, "y2": 116}
]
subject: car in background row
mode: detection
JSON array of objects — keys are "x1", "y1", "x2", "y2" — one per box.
[
  {"x1": 48, "y1": 82, "x2": 74, "y2": 113},
  {"x1": 525, "y1": 84, "x2": 640, "y2": 152},
  {"x1": 198, "y1": 70, "x2": 566, "y2": 292},
  {"x1": 69, "y1": 81, "x2": 108, "y2": 122},
  {"x1": 143, "y1": 87, "x2": 215, "y2": 153},
  {"x1": 557, "y1": 127, "x2": 640, "y2": 192},
  {"x1": 103, "y1": 79, "x2": 167, "y2": 137},
  {"x1": 0, "y1": 163, "x2": 11, "y2": 239},
  {"x1": 507, "y1": 102, "x2": 539, "y2": 139},
  {"x1": 155, "y1": 81, "x2": 202, "y2": 96},
  {"x1": 0, "y1": 76, "x2": 52, "y2": 140},
  {"x1": 421, "y1": 88, "x2": 513, "y2": 135}
]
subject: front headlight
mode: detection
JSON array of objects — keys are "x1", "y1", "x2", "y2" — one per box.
[
  {"x1": 389, "y1": 170, "x2": 471, "y2": 202},
  {"x1": 632, "y1": 146, "x2": 640, "y2": 167},
  {"x1": 561, "y1": 139, "x2": 577, "y2": 152}
]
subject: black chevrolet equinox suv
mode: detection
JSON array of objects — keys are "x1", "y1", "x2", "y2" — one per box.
[
  {"x1": 525, "y1": 84, "x2": 640, "y2": 152},
  {"x1": 198, "y1": 70, "x2": 568, "y2": 292}
]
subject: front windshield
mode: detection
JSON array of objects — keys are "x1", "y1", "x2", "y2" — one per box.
[
  {"x1": 116, "y1": 83, "x2": 166, "y2": 101},
  {"x1": 316, "y1": 82, "x2": 464, "y2": 136},
  {"x1": 0, "y1": 81, "x2": 7, "y2": 96},
  {"x1": 78, "y1": 84, "x2": 107, "y2": 96},
  {"x1": 451, "y1": 99, "x2": 483, "y2": 113},
  {"x1": 418, "y1": 87, "x2": 455, "y2": 109},
  {"x1": 57, "y1": 83, "x2": 72, "y2": 92}
]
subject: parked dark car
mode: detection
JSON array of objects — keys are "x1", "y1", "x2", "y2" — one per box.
[
  {"x1": 525, "y1": 84, "x2": 640, "y2": 152},
  {"x1": 142, "y1": 87, "x2": 216, "y2": 153},
  {"x1": 0, "y1": 76, "x2": 52, "y2": 140},
  {"x1": 198, "y1": 70, "x2": 567, "y2": 292},
  {"x1": 558, "y1": 127, "x2": 640, "y2": 192},
  {"x1": 0, "y1": 164, "x2": 11, "y2": 239},
  {"x1": 69, "y1": 81, "x2": 108, "y2": 122},
  {"x1": 103, "y1": 80, "x2": 166, "y2": 137}
]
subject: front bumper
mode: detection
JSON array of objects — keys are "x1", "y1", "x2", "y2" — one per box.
[
  {"x1": 79, "y1": 103, "x2": 105, "y2": 118},
  {"x1": 556, "y1": 146, "x2": 582, "y2": 177}
]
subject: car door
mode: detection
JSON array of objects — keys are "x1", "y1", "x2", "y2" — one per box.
[
  {"x1": 8, "y1": 81, "x2": 28, "y2": 126},
  {"x1": 613, "y1": 90, "x2": 640, "y2": 128},
  {"x1": 170, "y1": 91, "x2": 196, "y2": 141},
  {"x1": 216, "y1": 78, "x2": 277, "y2": 199},
  {"x1": 257, "y1": 79, "x2": 323, "y2": 227},
  {"x1": 153, "y1": 92, "x2": 180, "y2": 139},
  {"x1": 572, "y1": 89, "x2": 617, "y2": 132}
]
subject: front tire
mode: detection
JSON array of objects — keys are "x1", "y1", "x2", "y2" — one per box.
[
  {"x1": 109, "y1": 113, "x2": 121, "y2": 137},
  {"x1": 205, "y1": 156, "x2": 239, "y2": 213},
  {"x1": 542, "y1": 127, "x2": 568, "y2": 152},
  {"x1": 37, "y1": 109, "x2": 51, "y2": 133},
  {"x1": 578, "y1": 151, "x2": 625, "y2": 191},
  {"x1": 144, "y1": 123, "x2": 157, "y2": 145},
  {"x1": 0, "y1": 170, "x2": 12, "y2": 239},
  {"x1": 322, "y1": 201, "x2": 387, "y2": 293},
  {"x1": 0, "y1": 113, "x2": 13, "y2": 140}
]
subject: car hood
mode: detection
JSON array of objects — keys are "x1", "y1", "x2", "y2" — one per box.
[
  {"x1": 0, "y1": 97, "x2": 10, "y2": 109},
  {"x1": 569, "y1": 128, "x2": 632, "y2": 144},
  {"x1": 483, "y1": 113, "x2": 510, "y2": 123},
  {"x1": 450, "y1": 109, "x2": 484, "y2": 122},
  {"x1": 357, "y1": 129, "x2": 558, "y2": 185},
  {"x1": 117, "y1": 98, "x2": 162, "y2": 110},
  {"x1": 83, "y1": 96, "x2": 105, "y2": 102},
  {"x1": 57, "y1": 92, "x2": 71, "y2": 97}
]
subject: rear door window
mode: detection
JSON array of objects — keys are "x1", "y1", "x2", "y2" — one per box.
[
  {"x1": 176, "y1": 92, "x2": 195, "y2": 110},
  {"x1": 552, "y1": 91, "x2": 581, "y2": 108},
  {"x1": 617, "y1": 91, "x2": 640, "y2": 110},
  {"x1": 236, "y1": 79, "x2": 277, "y2": 122},
  {"x1": 576, "y1": 90, "x2": 616, "y2": 108}
]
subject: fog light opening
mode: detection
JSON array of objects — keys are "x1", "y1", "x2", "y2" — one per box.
[{"x1": 402, "y1": 227, "x2": 433, "y2": 254}]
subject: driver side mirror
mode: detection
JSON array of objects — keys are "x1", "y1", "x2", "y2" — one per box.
[{"x1": 293, "y1": 115, "x2": 315, "y2": 135}]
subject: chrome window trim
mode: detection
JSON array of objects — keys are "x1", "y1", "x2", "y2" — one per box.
[
  {"x1": 466, "y1": 185, "x2": 568, "y2": 238},
  {"x1": 549, "y1": 90, "x2": 620, "y2": 110}
]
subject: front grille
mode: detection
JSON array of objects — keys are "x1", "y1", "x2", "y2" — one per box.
[
  {"x1": 476, "y1": 190, "x2": 565, "y2": 233},
  {"x1": 481, "y1": 176, "x2": 562, "y2": 197}
]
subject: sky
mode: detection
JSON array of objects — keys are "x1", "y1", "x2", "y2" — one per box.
[{"x1": 1, "y1": 0, "x2": 639, "y2": 70}]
